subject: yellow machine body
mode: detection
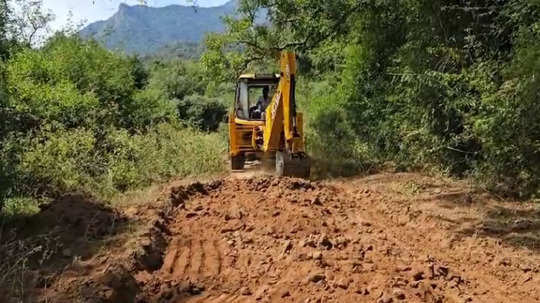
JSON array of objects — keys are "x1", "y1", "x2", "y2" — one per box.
[{"x1": 228, "y1": 51, "x2": 310, "y2": 177}]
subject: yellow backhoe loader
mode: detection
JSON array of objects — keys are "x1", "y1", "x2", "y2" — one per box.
[{"x1": 228, "y1": 51, "x2": 311, "y2": 178}]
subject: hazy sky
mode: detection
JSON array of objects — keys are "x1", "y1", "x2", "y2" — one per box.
[{"x1": 42, "y1": 0, "x2": 230, "y2": 31}]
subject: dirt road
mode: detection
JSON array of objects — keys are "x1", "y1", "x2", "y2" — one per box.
[{"x1": 6, "y1": 173, "x2": 540, "y2": 302}]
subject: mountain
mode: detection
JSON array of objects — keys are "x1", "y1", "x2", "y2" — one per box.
[{"x1": 80, "y1": 1, "x2": 238, "y2": 54}]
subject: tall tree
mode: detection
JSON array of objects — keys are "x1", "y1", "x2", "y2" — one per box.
[
  {"x1": 0, "y1": 0, "x2": 10, "y2": 59},
  {"x1": 10, "y1": 0, "x2": 54, "y2": 46}
]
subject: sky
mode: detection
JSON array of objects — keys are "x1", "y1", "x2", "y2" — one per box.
[{"x1": 42, "y1": 0, "x2": 230, "y2": 32}]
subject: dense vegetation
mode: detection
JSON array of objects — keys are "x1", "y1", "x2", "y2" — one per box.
[
  {"x1": 1, "y1": 0, "x2": 539, "y2": 222},
  {"x1": 205, "y1": 0, "x2": 540, "y2": 198},
  {"x1": 0, "y1": 1, "x2": 230, "y2": 219}
]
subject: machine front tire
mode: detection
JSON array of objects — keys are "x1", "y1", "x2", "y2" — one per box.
[{"x1": 231, "y1": 154, "x2": 246, "y2": 170}]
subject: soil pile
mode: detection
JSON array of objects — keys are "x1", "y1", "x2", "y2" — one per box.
[
  {"x1": 7, "y1": 175, "x2": 539, "y2": 303},
  {"x1": 132, "y1": 177, "x2": 539, "y2": 302}
]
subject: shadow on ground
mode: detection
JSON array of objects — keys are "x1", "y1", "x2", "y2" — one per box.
[
  {"x1": 466, "y1": 204, "x2": 540, "y2": 251},
  {"x1": 424, "y1": 188, "x2": 540, "y2": 252},
  {"x1": 368, "y1": 173, "x2": 540, "y2": 253}
]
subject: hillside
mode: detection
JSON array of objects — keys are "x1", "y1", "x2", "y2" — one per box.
[{"x1": 79, "y1": 0, "x2": 237, "y2": 54}]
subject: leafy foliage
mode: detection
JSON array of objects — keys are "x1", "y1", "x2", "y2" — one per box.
[
  {"x1": 0, "y1": 32, "x2": 228, "y2": 216},
  {"x1": 146, "y1": 59, "x2": 207, "y2": 100},
  {"x1": 176, "y1": 95, "x2": 227, "y2": 132},
  {"x1": 15, "y1": 124, "x2": 225, "y2": 198},
  {"x1": 210, "y1": 0, "x2": 540, "y2": 197},
  {"x1": 299, "y1": 81, "x2": 373, "y2": 178},
  {"x1": 148, "y1": 42, "x2": 204, "y2": 60}
]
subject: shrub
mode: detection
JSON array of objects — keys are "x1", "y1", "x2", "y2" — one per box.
[
  {"x1": 176, "y1": 95, "x2": 227, "y2": 132},
  {"x1": 299, "y1": 2, "x2": 540, "y2": 197},
  {"x1": 3, "y1": 35, "x2": 165, "y2": 131},
  {"x1": 0, "y1": 34, "x2": 231, "y2": 217},
  {"x1": 302, "y1": 81, "x2": 373, "y2": 178},
  {"x1": 7, "y1": 124, "x2": 226, "y2": 205},
  {"x1": 471, "y1": 33, "x2": 540, "y2": 197},
  {"x1": 102, "y1": 123, "x2": 226, "y2": 193},
  {"x1": 17, "y1": 128, "x2": 102, "y2": 197},
  {"x1": 146, "y1": 59, "x2": 207, "y2": 101},
  {"x1": 1, "y1": 197, "x2": 42, "y2": 222},
  {"x1": 124, "y1": 88, "x2": 177, "y2": 129}
]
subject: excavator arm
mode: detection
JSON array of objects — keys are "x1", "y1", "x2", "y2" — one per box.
[
  {"x1": 262, "y1": 51, "x2": 310, "y2": 177},
  {"x1": 263, "y1": 52, "x2": 304, "y2": 153}
]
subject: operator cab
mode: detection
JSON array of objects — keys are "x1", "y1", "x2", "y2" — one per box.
[{"x1": 235, "y1": 74, "x2": 280, "y2": 121}]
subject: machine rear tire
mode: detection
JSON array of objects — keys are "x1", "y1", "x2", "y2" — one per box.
[{"x1": 231, "y1": 154, "x2": 246, "y2": 170}]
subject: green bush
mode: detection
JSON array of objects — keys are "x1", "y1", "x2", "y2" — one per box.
[
  {"x1": 176, "y1": 95, "x2": 227, "y2": 132},
  {"x1": 8, "y1": 124, "x2": 226, "y2": 203},
  {"x1": 471, "y1": 29, "x2": 540, "y2": 197},
  {"x1": 125, "y1": 88, "x2": 177, "y2": 129},
  {"x1": 3, "y1": 35, "x2": 173, "y2": 132},
  {"x1": 102, "y1": 123, "x2": 226, "y2": 194},
  {"x1": 146, "y1": 59, "x2": 207, "y2": 101},
  {"x1": 0, "y1": 33, "x2": 235, "y2": 218},
  {"x1": 143, "y1": 58, "x2": 229, "y2": 131},
  {"x1": 292, "y1": 1, "x2": 540, "y2": 197},
  {"x1": 0, "y1": 197, "x2": 41, "y2": 222},
  {"x1": 18, "y1": 127, "x2": 102, "y2": 196},
  {"x1": 301, "y1": 81, "x2": 373, "y2": 178}
]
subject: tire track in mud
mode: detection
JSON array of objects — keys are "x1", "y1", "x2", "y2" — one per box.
[
  {"x1": 174, "y1": 239, "x2": 191, "y2": 277},
  {"x1": 162, "y1": 235, "x2": 226, "y2": 283},
  {"x1": 203, "y1": 239, "x2": 222, "y2": 278}
]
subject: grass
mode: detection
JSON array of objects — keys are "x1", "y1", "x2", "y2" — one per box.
[
  {"x1": 0, "y1": 197, "x2": 43, "y2": 225},
  {"x1": 1, "y1": 123, "x2": 228, "y2": 224}
]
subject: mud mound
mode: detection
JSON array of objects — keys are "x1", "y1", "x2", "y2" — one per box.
[
  {"x1": 0, "y1": 193, "x2": 125, "y2": 266},
  {"x1": 18, "y1": 175, "x2": 539, "y2": 303},
  {"x1": 37, "y1": 193, "x2": 124, "y2": 237},
  {"x1": 0, "y1": 193, "x2": 127, "y2": 302},
  {"x1": 134, "y1": 177, "x2": 470, "y2": 302}
]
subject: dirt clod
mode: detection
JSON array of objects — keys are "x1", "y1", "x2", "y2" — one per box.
[
  {"x1": 280, "y1": 289, "x2": 291, "y2": 297},
  {"x1": 308, "y1": 272, "x2": 326, "y2": 283},
  {"x1": 392, "y1": 288, "x2": 406, "y2": 300},
  {"x1": 413, "y1": 270, "x2": 425, "y2": 281},
  {"x1": 335, "y1": 278, "x2": 349, "y2": 289},
  {"x1": 378, "y1": 294, "x2": 394, "y2": 303},
  {"x1": 240, "y1": 286, "x2": 252, "y2": 296},
  {"x1": 282, "y1": 240, "x2": 293, "y2": 254}
]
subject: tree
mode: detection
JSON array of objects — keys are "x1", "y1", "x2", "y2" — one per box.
[
  {"x1": 9, "y1": 0, "x2": 54, "y2": 46},
  {"x1": 204, "y1": 0, "x2": 540, "y2": 196},
  {"x1": 201, "y1": 0, "x2": 365, "y2": 79},
  {"x1": 0, "y1": 0, "x2": 12, "y2": 59}
]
